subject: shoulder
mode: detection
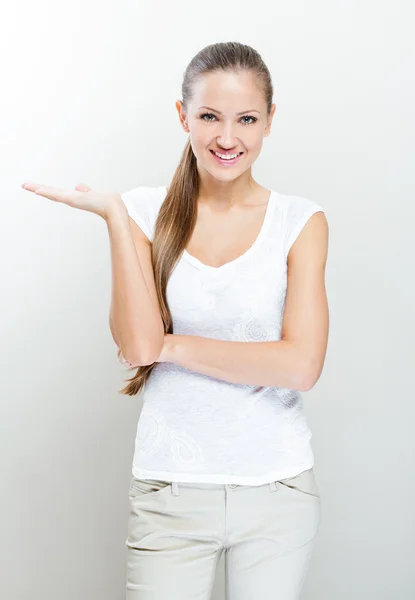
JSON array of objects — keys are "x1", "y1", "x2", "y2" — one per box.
[
  {"x1": 275, "y1": 191, "x2": 328, "y2": 261},
  {"x1": 277, "y1": 191, "x2": 325, "y2": 221},
  {"x1": 120, "y1": 185, "x2": 168, "y2": 242}
]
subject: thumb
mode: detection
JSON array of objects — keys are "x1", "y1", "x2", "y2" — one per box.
[{"x1": 75, "y1": 183, "x2": 91, "y2": 192}]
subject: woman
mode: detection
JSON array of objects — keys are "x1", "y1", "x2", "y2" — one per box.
[{"x1": 22, "y1": 41, "x2": 329, "y2": 600}]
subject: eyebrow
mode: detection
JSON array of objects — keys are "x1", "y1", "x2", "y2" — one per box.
[{"x1": 197, "y1": 106, "x2": 260, "y2": 116}]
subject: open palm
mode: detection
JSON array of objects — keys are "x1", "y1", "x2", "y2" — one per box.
[{"x1": 21, "y1": 182, "x2": 122, "y2": 220}]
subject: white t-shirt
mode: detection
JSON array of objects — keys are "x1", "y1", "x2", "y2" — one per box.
[{"x1": 121, "y1": 185, "x2": 325, "y2": 485}]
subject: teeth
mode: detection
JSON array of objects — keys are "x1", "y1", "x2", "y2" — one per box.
[{"x1": 214, "y1": 151, "x2": 240, "y2": 160}]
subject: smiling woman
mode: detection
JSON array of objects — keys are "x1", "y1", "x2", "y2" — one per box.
[
  {"x1": 118, "y1": 40, "x2": 329, "y2": 600},
  {"x1": 23, "y1": 39, "x2": 329, "y2": 600}
]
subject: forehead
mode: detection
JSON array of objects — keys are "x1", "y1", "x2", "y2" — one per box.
[{"x1": 190, "y1": 70, "x2": 265, "y2": 113}]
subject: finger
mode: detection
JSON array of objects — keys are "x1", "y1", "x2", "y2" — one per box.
[
  {"x1": 21, "y1": 182, "x2": 46, "y2": 190},
  {"x1": 22, "y1": 183, "x2": 71, "y2": 203},
  {"x1": 21, "y1": 183, "x2": 63, "y2": 194},
  {"x1": 117, "y1": 347, "x2": 133, "y2": 367},
  {"x1": 21, "y1": 182, "x2": 90, "y2": 192}
]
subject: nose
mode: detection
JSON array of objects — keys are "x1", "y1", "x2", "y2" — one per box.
[{"x1": 217, "y1": 122, "x2": 238, "y2": 149}]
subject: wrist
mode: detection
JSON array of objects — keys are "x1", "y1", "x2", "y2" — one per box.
[{"x1": 104, "y1": 195, "x2": 128, "y2": 223}]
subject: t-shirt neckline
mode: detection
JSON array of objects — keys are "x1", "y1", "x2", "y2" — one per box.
[{"x1": 176, "y1": 188, "x2": 276, "y2": 273}]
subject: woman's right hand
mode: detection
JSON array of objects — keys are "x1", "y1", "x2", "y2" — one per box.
[{"x1": 21, "y1": 182, "x2": 124, "y2": 220}]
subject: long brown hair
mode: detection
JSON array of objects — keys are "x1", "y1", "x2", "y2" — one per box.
[{"x1": 119, "y1": 41, "x2": 274, "y2": 396}]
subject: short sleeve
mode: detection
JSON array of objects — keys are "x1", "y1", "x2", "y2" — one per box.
[
  {"x1": 284, "y1": 195, "x2": 325, "y2": 261},
  {"x1": 121, "y1": 186, "x2": 165, "y2": 242}
]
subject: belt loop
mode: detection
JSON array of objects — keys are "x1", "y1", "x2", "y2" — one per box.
[
  {"x1": 171, "y1": 482, "x2": 179, "y2": 496},
  {"x1": 269, "y1": 480, "x2": 279, "y2": 493}
]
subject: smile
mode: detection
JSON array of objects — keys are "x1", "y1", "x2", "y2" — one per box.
[{"x1": 210, "y1": 150, "x2": 243, "y2": 166}]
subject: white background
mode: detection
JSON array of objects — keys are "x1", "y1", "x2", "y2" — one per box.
[{"x1": 1, "y1": 1, "x2": 414, "y2": 598}]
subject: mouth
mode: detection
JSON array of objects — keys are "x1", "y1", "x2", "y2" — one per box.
[{"x1": 210, "y1": 149, "x2": 244, "y2": 166}]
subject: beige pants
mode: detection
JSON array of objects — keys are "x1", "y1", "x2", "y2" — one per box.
[{"x1": 125, "y1": 467, "x2": 321, "y2": 599}]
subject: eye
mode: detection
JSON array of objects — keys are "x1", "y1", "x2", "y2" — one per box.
[
  {"x1": 240, "y1": 115, "x2": 257, "y2": 125},
  {"x1": 199, "y1": 113, "x2": 258, "y2": 126},
  {"x1": 200, "y1": 112, "x2": 216, "y2": 122}
]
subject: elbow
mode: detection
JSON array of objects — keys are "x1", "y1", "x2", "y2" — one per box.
[
  {"x1": 121, "y1": 353, "x2": 155, "y2": 368},
  {"x1": 140, "y1": 331, "x2": 165, "y2": 366},
  {"x1": 300, "y1": 361, "x2": 322, "y2": 392},
  {"x1": 136, "y1": 352, "x2": 159, "y2": 367},
  {"x1": 300, "y1": 376, "x2": 315, "y2": 393},
  {"x1": 124, "y1": 335, "x2": 164, "y2": 367},
  {"x1": 124, "y1": 348, "x2": 159, "y2": 368}
]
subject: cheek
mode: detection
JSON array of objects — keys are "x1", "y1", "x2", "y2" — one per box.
[
  {"x1": 247, "y1": 133, "x2": 264, "y2": 151},
  {"x1": 189, "y1": 131, "x2": 208, "y2": 153}
]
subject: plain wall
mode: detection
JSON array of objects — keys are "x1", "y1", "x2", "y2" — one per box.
[{"x1": 2, "y1": 1, "x2": 414, "y2": 598}]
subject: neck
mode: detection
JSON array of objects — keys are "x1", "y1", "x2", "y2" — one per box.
[{"x1": 197, "y1": 173, "x2": 262, "y2": 208}]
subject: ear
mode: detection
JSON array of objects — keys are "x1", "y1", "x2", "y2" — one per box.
[
  {"x1": 264, "y1": 103, "x2": 277, "y2": 137},
  {"x1": 175, "y1": 100, "x2": 189, "y2": 132}
]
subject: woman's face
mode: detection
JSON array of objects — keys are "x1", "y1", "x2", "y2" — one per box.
[{"x1": 176, "y1": 70, "x2": 276, "y2": 182}]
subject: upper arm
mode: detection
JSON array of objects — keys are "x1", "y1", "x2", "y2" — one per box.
[{"x1": 281, "y1": 211, "x2": 329, "y2": 390}]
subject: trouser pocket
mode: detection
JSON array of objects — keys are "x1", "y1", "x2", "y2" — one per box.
[
  {"x1": 129, "y1": 477, "x2": 171, "y2": 500},
  {"x1": 278, "y1": 468, "x2": 320, "y2": 499}
]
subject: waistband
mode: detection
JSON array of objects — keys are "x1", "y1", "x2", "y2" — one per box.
[{"x1": 170, "y1": 480, "x2": 279, "y2": 495}]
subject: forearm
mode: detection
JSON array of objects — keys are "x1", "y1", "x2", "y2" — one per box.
[
  {"x1": 106, "y1": 202, "x2": 163, "y2": 366},
  {"x1": 168, "y1": 335, "x2": 311, "y2": 391}
]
